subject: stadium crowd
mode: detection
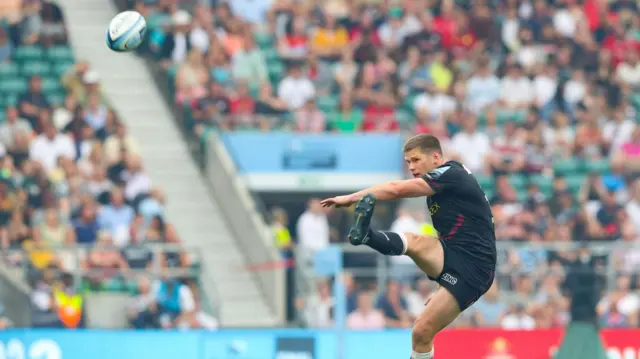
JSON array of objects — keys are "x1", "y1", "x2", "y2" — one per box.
[
  {"x1": 0, "y1": 0, "x2": 211, "y2": 330},
  {"x1": 128, "y1": 0, "x2": 640, "y2": 329}
]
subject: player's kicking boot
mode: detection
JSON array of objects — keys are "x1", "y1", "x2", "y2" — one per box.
[{"x1": 348, "y1": 194, "x2": 407, "y2": 255}]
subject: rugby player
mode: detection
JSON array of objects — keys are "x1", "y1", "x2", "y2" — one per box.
[{"x1": 321, "y1": 134, "x2": 496, "y2": 359}]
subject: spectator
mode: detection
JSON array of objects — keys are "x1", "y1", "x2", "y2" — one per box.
[
  {"x1": 598, "y1": 275, "x2": 639, "y2": 325},
  {"x1": 346, "y1": 292, "x2": 385, "y2": 330},
  {"x1": 501, "y1": 304, "x2": 536, "y2": 330},
  {"x1": 19, "y1": 76, "x2": 50, "y2": 128},
  {"x1": 301, "y1": 279, "x2": 333, "y2": 328},
  {"x1": 83, "y1": 231, "x2": 128, "y2": 290},
  {"x1": 450, "y1": 115, "x2": 490, "y2": 173},
  {"x1": 389, "y1": 208, "x2": 420, "y2": 283},
  {"x1": 155, "y1": 277, "x2": 197, "y2": 330},
  {"x1": 270, "y1": 207, "x2": 292, "y2": 257},
  {"x1": 84, "y1": 92, "x2": 108, "y2": 133},
  {"x1": 294, "y1": 99, "x2": 325, "y2": 133},
  {"x1": 500, "y1": 64, "x2": 533, "y2": 111},
  {"x1": 406, "y1": 278, "x2": 434, "y2": 319},
  {"x1": 29, "y1": 121, "x2": 75, "y2": 171},
  {"x1": 30, "y1": 264, "x2": 61, "y2": 328},
  {"x1": 72, "y1": 203, "x2": 99, "y2": 245},
  {"x1": 97, "y1": 189, "x2": 135, "y2": 247},
  {"x1": 174, "y1": 49, "x2": 208, "y2": 106},
  {"x1": 376, "y1": 280, "x2": 410, "y2": 328},
  {"x1": 232, "y1": 33, "x2": 268, "y2": 88},
  {"x1": 121, "y1": 229, "x2": 153, "y2": 271},
  {"x1": 278, "y1": 16, "x2": 309, "y2": 62},
  {"x1": 127, "y1": 276, "x2": 159, "y2": 329},
  {"x1": 296, "y1": 198, "x2": 329, "y2": 258},
  {"x1": 103, "y1": 121, "x2": 140, "y2": 165},
  {"x1": 466, "y1": 56, "x2": 500, "y2": 114},
  {"x1": 473, "y1": 282, "x2": 507, "y2": 328},
  {"x1": 311, "y1": 13, "x2": 348, "y2": 60},
  {"x1": 138, "y1": 188, "x2": 165, "y2": 224},
  {"x1": 40, "y1": 0, "x2": 67, "y2": 46},
  {"x1": 122, "y1": 155, "x2": 151, "y2": 205},
  {"x1": 277, "y1": 63, "x2": 315, "y2": 110}
]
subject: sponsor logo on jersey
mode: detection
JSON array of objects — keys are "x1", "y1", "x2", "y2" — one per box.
[
  {"x1": 426, "y1": 166, "x2": 451, "y2": 180},
  {"x1": 429, "y1": 202, "x2": 440, "y2": 216},
  {"x1": 442, "y1": 273, "x2": 458, "y2": 286}
]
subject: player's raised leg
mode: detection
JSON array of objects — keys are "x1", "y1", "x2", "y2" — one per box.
[
  {"x1": 349, "y1": 194, "x2": 410, "y2": 255},
  {"x1": 349, "y1": 194, "x2": 444, "y2": 277}
]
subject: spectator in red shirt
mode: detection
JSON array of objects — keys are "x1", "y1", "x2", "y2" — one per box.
[
  {"x1": 433, "y1": 0, "x2": 457, "y2": 49},
  {"x1": 278, "y1": 16, "x2": 309, "y2": 62},
  {"x1": 229, "y1": 83, "x2": 255, "y2": 128}
]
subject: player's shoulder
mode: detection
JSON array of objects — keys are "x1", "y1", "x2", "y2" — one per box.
[{"x1": 427, "y1": 160, "x2": 465, "y2": 178}]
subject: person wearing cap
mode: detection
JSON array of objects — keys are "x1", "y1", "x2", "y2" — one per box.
[
  {"x1": 157, "y1": 10, "x2": 194, "y2": 68},
  {"x1": 61, "y1": 62, "x2": 107, "y2": 106}
]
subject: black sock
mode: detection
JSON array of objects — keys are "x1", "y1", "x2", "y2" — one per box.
[{"x1": 364, "y1": 230, "x2": 406, "y2": 256}]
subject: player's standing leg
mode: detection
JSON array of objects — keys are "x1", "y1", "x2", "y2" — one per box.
[{"x1": 349, "y1": 194, "x2": 462, "y2": 358}]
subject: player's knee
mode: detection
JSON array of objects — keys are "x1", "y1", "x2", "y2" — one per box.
[
  {"x1": 404, "y1": 233, "x2": 437, "y2": 257},
  {"x1": 412, "y1": 314, "x2": 437, "y2": 347}
]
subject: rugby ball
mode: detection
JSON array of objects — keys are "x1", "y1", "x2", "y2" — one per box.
[{"x1": 106, "y1": 11, "x2": 146, "y2": 52}]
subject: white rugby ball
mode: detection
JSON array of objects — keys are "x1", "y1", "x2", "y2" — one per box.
[{"x1": 106, "y1": 11, "x2": 147, "y2": 52}]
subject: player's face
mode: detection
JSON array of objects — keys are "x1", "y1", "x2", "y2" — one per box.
[{"x1": 404, "y1": 148, "x2": 441, "y2": 178}]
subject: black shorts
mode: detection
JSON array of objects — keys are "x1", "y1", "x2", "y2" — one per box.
[{"x1": 427, "y1": 239, "x2": 495, "y2": 311}]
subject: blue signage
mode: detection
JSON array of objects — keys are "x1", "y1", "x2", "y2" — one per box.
[
  {"x1": 0, "y1": 329, "x2": 413, "y2": 359},
  {"x1": 221, "y1": 134, "x2": 404, "y2": 173}
]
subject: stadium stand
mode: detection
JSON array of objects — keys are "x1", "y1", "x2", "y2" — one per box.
[
  {"x1": 123, "y1": 0, "x2": 640, "y2": 331},
  {"x1": 0, "y1": 0, "x2": 212, "y2": 330}
]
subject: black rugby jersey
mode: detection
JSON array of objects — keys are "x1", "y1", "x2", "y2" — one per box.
[{"x1": 422, "y1": 160, "x2": 497, "y2": 267}]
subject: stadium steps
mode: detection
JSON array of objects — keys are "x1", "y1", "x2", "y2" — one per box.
[{"x1": 56, "y1": 0, "x2": 279, "y2": 327}]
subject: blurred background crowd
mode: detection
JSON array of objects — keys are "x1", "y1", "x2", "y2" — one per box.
[
  {"x1": 2, "y1": 0, "x2": 640, "y2": 332},
  {"x1": 0, "y1": 0, "x2": 215, "y2": 330}
]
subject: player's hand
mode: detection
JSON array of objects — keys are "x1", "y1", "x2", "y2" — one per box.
[{"x1": 321, "y1": 195, "x2": 355, "y2": 208}]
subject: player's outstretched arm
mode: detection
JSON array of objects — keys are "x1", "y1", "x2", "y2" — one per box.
[{"x1": 321, "y1": 178, "x2": 435, "y2": 207}]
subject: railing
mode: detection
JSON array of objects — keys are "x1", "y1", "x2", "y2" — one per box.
[
  {"x1": 293, "y1": 240, "x2": 632, "y2": 326},
  {"x1": 1, "y1": 243, "x2": 216, "y2": 317}
]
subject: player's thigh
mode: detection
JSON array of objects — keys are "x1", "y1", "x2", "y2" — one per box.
[
  {"x1": 403, "y1": 233, "x2": 444, "y2": 279},
  {"x1": 414, "y1": 286, "x2": 461, "y2": 338}
]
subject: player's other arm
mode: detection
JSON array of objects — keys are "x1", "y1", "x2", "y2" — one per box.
[{"x1": 321, "y1": 179, "x2": 435, "y2": 207}]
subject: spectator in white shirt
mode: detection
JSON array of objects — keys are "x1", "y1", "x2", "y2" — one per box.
[
  {"x1": 406, "y1": 278, "x2": 435, "y2": 319},
  {"x1": 389, "y1": 208, "x2": 420, "y2": 280},
  {"x1": 466, "y1": 56, "x2": 501, "y2": 114},
  {"x1": 29, "y1": 121, "x2": 75, "y2": 171},
  {"x1": 501, "y1": 304, "x2": 536, "y2": 330},
  {"x1": 296, "y1": 198, "x2": 330, "y2": 257},
  {"x1": 278, "y1": 63, "x2": 316, "y2": 110},
  {"x1": 603, "y1": 107, "x2": 635, "y2": 156},
  {"x1": 122, "y1": 155, "x2": 151, "y2": 203},
  {"x1": 302, "y1": 279, "x2": 334, "y2": 328},
  {"x1": 0, "y1": 106, "x2": 32, "y2": 149},
  {"x1": 534, "y1": 63, "x2": 559, "y2": 121},
  {"x1": 450, "y1": 115, "x2": 491, "y2": 173},
  {"x1": 347, "y1": 292, "x2": 385, "y2": 330},
  {"x1": 413, "y1": 87, "x2": 456, "y2": 121},
  {"x1": 616, "y1": 50, "x2": 640, "y2": 89},
  {"x1": 499, "y1": 64, "x2": 533, "y2": 110},
  {"x1": 564, "y1": 69, "x2": 586, "y2": 109}
]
